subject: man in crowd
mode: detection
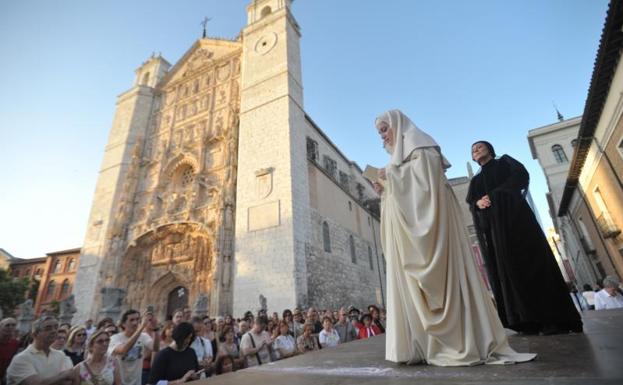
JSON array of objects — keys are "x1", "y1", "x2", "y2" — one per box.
[
  {"x1": 306, "y1": 307, "x2": 322, "y2": 334},
  {"x1": 334, "y1": 308, "x2": 358, "y2": 343},
  {"x1": 190, "y1": 316, "x2": 213, "y2": 375},
  {"x1": 108, "y1": 309, "x2": 160, "y2": 385},
  {"x1": 1, "y1": 318, "x2": 19, "y2": 385},
  {"x1": 6, "y1": 316, "x2": 74, "y2": 385},
  {"x1": 240, "y1": 317, "x2": 272, "y2": 367},
  {"x1": 84, "y1": 319, "x2": 96, "y2": 339},
  {"x1": 595, "y1": 276, "x2": 623, "y2": 310},
  {"x1": 290, "y1": 309, "x2": 305, "y2": 340},
  {"x1": 49, "y1": 329, "x2": 67, "y2": 351}
]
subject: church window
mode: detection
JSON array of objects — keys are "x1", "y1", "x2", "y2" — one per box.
[
  {"x1": 46, "y1": 281, "x2": 56, "y2": 299},
  {"x1": 53, "y1": 260, "x2": 63, "y2": 274},
  {"x1": 306, "y1": 138, "x2": 319, "y2": 162},
  {"x1": 180, "y1": 166, "x2": 195, "y2": 188},
  {"x1": 193, "y1": 80, "x2": 200, "y2": 94},
  {"x1": 368, "y1": 246, "x2": 374, "y2": 270},
  {"x1": 551, "y1": 144, "x2": 568, "y2": 163},
  {"x1": 67, "y1": 259, "x2": 75, "y2": 272},
  {"x1": 350, "y1": 235, "x2": 357, "y2": 263},
  {"x1": 339, "y1": 171, "x2": 349, "y2": 189},
  {"x1": 323, "y1": 155, "x2": 337, "y2": 179},
  {"x1": 141, "y1": 72, "x2": 150, "y2": 86},
  {"x1": 60, "y1": 279, "x2": 71, "y2": 296},
  {"x1": 322, "y1": 221, "x2": 331, "y2": 253},
  {"x1": 261, "y1": 6, "x2": 272, "y2": 18}
]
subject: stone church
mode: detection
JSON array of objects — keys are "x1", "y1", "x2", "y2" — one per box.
[{"x1": 73, "y1": 0, "x2": 386, "y2": 322}]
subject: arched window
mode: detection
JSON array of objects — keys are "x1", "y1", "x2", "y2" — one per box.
[
  {"x1": 551, "y1": 144, "x2": 568, "y2": 163},
  {"x1": 46, "y1": 280, "x2": 56, "y2": 299},
  {"x1": 53, "y1": 260, "x2": 62, "y2": 274},
  {"x1": 67, "y1": 259, "x2": 75, "y2": 271},
  {"x1": 322, "y1": 222, "x2": 331, "y2": 252},
  {"x1": 142, "y1": 72, "x2": 150, "y2": 86},
  {"x1": 350, "y1": 235, "x2": 357, "y2": 263},
  {"x1": 261, "y1": 6, "x2": 272, "y2": 18},
  {"x1": 368, "y1": 246, "x2": 374, "y2": 270},
  {"x1": 25, "y1": 269, "x2": 31, "y2": 277},
  {"x1": 60, "y1": 279, "x2": 71, "y2": 297}
]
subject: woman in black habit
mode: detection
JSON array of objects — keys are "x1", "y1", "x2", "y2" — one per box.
[{"x1": 466, "y1": 141, "x2": 582, "y2": 335}]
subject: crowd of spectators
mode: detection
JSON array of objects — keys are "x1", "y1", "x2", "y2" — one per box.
[{"x1": 0, "y1": 304, "x2": 386, "y2": 385}]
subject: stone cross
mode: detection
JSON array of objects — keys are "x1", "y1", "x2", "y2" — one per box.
[{"x1": 16, "y1": 299, "x2": 35, "y2": 336}]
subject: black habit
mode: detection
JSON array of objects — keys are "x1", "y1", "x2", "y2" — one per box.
[{"x1": 466, "y1": 154, "x2": 582, "y2": 334}]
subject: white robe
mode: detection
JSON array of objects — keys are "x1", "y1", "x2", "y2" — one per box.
[{"x1": 381, "y1": 147, "x2": 536, "y2": 366}]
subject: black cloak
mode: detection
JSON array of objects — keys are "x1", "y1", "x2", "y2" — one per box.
[{"x1": 466, "y1": 154, "x2": 582, "y2": 334}]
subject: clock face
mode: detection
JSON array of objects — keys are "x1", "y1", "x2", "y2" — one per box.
[{"x1": 254, "y1": 32, "x2": 278, "y2": 55}]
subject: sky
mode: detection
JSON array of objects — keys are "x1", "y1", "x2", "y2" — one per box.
[{"x1": 0, "y1": 0, "x2": 609, "y2": 259}]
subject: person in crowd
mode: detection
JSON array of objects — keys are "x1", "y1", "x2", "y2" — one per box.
[
  {"x1": 318, "y1": 317, "x2": 340, "y2": 349},
  {"x1": 59, "y1": 324, "x2": 72, "y2": 333},
  {"x1": 367, "y1": 305, "x2": 386, "y2": 333},
  {"x1": 141, "y1": 318, "x2": 162, "y2": 385},
  {"x1": 270, "y1": 313, "x2": 279, "y2": 325},
  {"x1": 347, "y1": 307, "x2": 362, "y2": 331},
  {"x1": 64, "y1": 326, "x2": 87, "y2": 365},
  {"x1": 189, "y1": 317, "x2": 213, "y2": 377},
  {"x1": 108, "y1": 310, "x2": 160, "y2": 385},
  {"x1": 375, "y1": 110, "x2": 536, "y2": 365},
  {"x1": 467, "y1": 140, "x2": 582, "y2": 335},
  {"x1": 334, "y1": 307, "x2": 358, "y2": 344},
  {"x1": 595, "y1": 276, "x2": 623, "y2": 310},
  {"x1": 50, "y1": 329, "x2": 68, "y2": 351},
  {"x1": 243, "y1": 311, "x2": 254, "y2": 325},
  {"x1": 214, "y1": 355, "x2": 235, "y2": 375},
  {"x1": 201, "y1": 317, "x2": 218, "y2": 358},
  {"x1": 235, "y1": 321, "x2": 248, "y2": 347},
  {"x1": 147, "y1": 323, "x2": 199, "y2": 385},
  {"x1": 104, "y1": 325, "x2": 119, "y2": 338},
  {"x1": 217, "y1": 326, "x2": 242, "y2": 369},
  {"x1": 159, "y1": 321, "x2": 174, "y2": 351},
  {"x1": 296, "y1": 323, "x2": 319, "y2": 354},
  {"x1": 358, "y1": 314, "x2": 381, "y2": 339},
  {"x1": 182, "y1": 308, "x2": 192, "y2": 323},
  {"x1": 6, "y1": 315, "x2": 75, "y2": 385},
  {"x1": 1, "y1": 318, "x2": 19, "y2": 385},
  {"x1": 171, "y1": 310, "x2": 184, "y2": 327},
  {"x1": 97, "y1": 318, "x2": 114, "y2": 332},
  {"x1": 272, "y1": 321, "x2": 297, "y2": 361},
  {"x1": 240, "y1": 317, "x2": 272, "y2": 367},
  {"x1": 74, "y1": 329, "x2": 120, "y2": 385},
  {"x1": 85, "y1": 320, "x2": 96, "y2": 339},
  {"x1": 291, "y1": 309, "x2": 305, "y2": 339},
  {"x1": 306, "y1": 308, "x2": 323, "y2": 334},
  {"x1": 582, "y1": 284, "x2": 596, "y2": 310}
]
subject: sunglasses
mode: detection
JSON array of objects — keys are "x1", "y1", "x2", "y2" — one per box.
[
  {"x1": 95, "y1": 338, "x2": 110, "y2": 345},
  {"x1": 76, "y1": 333, "x2": 87, "y2": 337}
]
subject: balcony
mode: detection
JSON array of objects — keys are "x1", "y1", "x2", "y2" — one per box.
[{"x1": 596, "y1": 211, "x2": 621, "y2": 239}]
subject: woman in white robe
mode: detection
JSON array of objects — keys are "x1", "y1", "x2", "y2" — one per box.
[{"x1": 374, "y1": 109, "x2": 536, "y2": 366}]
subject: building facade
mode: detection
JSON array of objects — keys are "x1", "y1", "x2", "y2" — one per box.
[
  {"x1": 72, "y1": 0, "x2": 386, "y2": 322},
  {"x1": 558, "y1": 0, "x2": 623, "y2": 286}
]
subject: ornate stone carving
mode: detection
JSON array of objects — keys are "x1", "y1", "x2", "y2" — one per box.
[
  {"x1": 17, "y1": 299, "x2": 34, "y2": 336},
  {"x1": 58, "y1": 295, "x2": 77, "y2": 325}
]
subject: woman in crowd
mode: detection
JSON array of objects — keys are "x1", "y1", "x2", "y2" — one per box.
[
  {"x1": 171, "y1": 309, "x2": 184, "y2": 327},
  {"x1": 217, "y1": 326, "x2": 243, "y2": 368},
  {"x1": 201, "y1": 316, "x2": 218, "y2": 357},
  {"x1": 214, "y1": 355, "x2": 235, "y2": 375},
  {"x1": 75, "y1": 329, "x2": 121, "y2": 385},
  {"x1": 467, "y1": 140, "x2": 582, "y2": 335},
  {"x1": 367, "y1": 305, "x2": 385, "y2": 333},
  {"x1": 148, "y1": 322, "x2": 200, "y2": 385},
  {"x1": 65, "y1": 326, "x2": 87, "y2": 365},
  {"x1": 358, "y1": 314, "x2": 381, "y2": 339},
  {"x1": 160, "y1": 320, "x2": 174, "y2": 350},
  {"x1": 318, "y1": 317, "x2": 340, "y2": 349},
  {"x1": 296, "y1": 323, "x2": 319, "y2": 353},
  {"x1": 273, "y1": 320, "x2": 297, "y2": 360}
]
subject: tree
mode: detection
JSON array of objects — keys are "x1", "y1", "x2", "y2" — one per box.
[{"x1": 0, "y1": 269, "x2": 29, "y2": 317}]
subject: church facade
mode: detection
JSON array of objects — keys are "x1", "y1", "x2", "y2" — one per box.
[{"x1": 72, "y1": 0, "x2": 385, "y2": 321}]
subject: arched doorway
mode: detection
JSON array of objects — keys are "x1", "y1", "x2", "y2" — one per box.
[{"x1": 167, "y1": 286, "x2": 189, "y2": 317}]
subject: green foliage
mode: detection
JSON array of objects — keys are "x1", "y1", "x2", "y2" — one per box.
[{"x1": 0, "y1": 269, "x2": 29, "y2": 317}]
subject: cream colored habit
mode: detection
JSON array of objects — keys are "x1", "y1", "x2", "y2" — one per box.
[{"x1": 378, "y1": 111, "x2": 535, "y2": 366}]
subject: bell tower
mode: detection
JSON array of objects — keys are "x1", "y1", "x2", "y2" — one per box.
[{"x1": 233, "y1": 0, "x2": 311, "y2": 315}]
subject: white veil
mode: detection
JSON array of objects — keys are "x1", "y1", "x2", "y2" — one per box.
[{"x1": 375, "y1": 109, "x2": 451, "y2": 169}]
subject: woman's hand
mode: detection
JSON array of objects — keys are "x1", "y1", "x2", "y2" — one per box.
[
  {"x1": 476, "y1": 195, "x2": 491, "y2": 209},
  {"x1": 373, "y1": 182, "x2": 384, "y2": 195}
]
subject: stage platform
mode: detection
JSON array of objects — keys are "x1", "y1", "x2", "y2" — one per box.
[{"x1": 195, "y1": 309, "x2": 623, "y2": 384}]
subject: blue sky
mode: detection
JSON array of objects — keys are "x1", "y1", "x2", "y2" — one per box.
[{"x1": 0, "y1": 0, "x2": 609, "y2": 258}]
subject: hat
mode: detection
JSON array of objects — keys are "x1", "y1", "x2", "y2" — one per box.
[{"x1": 293, "y1": 308, "x2": 302, "y2": 315}]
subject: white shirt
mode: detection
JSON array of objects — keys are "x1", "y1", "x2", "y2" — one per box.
[
  {"x1": 318, "y1": 329, "x2": 340, "y2": 348},
  {"x1": 7, "y1": 344, "x2": 73, "y2": 385},
  {"x1": 594, "y1": 289, "x2": 623, "y2": 310},
  {"x1": 582, "y1": 291, "x2": 595, "y2": 306},
  {"x1": 239, "y1": 331, "x2": 271, "y2": 367},
  {"x1": 107, "y1": 332, "x2": 153, "y2": 385},
  {"x1": 273, "y1": 335, "x2": 296, "y2": 360},
  {"x1": 190, "y1": 336, "x2": 213, "y2": 362}
]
